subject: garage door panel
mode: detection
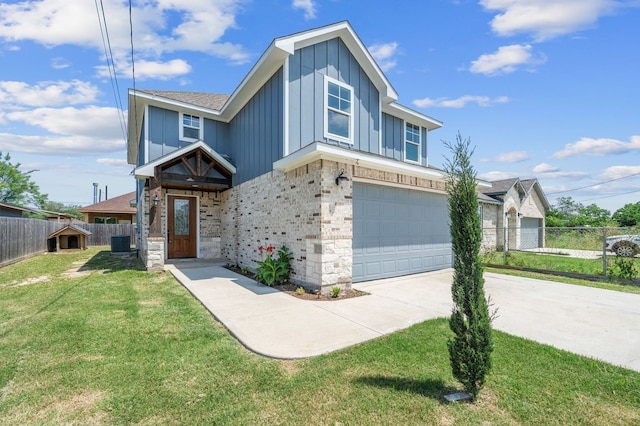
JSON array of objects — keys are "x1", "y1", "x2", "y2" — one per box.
[{"x1": 353, "y1": 182, "x2": 452, "y2": 282}]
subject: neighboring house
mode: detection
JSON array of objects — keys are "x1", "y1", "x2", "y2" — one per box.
[
  {"x1": 0, "y1": 201, "x2": 75, "y2": 222},
  {"x1": 79, "y1": 192, "x2": 137, "y2": 224},
  {"x1": 127, "y1": 21, "x2": 453, "y2": 292},
  {"x1": 0, "y1": 202, "x2": 32, "y2": 218},
  {"x1": 478, "y1": 178, "x2": 550, "y2": 251}
]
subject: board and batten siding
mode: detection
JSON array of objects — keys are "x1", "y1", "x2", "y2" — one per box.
[
  {"x1": 381, "y1": 113, "x2": 429, "y2": 166},
  {"x1": 229, "y1": 67, "x2": 284, "y2": 185},
  {"x1": 287, "y1": 37, "x2": 380, "y2": 154},
  {"x1": 145, "y1": 106, "x2": 231, "y2": 165}
]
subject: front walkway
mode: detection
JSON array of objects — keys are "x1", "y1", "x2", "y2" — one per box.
[{"x1": 168, "y1": 263, "x2": 640, "y2": 372}]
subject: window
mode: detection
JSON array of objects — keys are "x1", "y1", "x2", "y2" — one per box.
[
  {"x1": 180, "y1": 113, "x2": 201, "y2": 142},
  {"x1": 94, "y1": 217, "x2": 116, "y2": 224},
  {"x1": 324, "y1": 77, "x2": 353, "y2": 143},
  {"x1": 405, "y1": 122, "x2": 420, "y2": 163}
]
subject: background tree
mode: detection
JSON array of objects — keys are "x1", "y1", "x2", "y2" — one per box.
[
  {"x1": 612, "y1": 202, "x2": 640, "y2": 227},
  {"x1": 443, "y1": 133, "x2": 493, "y2": 400},
  {"x1": 0, "y1": 152, "x2": 47, "y2": 208},
  {"x1": 545, "y1": 196, "x2": 611, "y2": 227},
  {"x1": 42, "y1": 201, "x2": 84, "y2": 221}
]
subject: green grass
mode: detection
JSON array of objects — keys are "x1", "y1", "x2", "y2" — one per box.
[{"x1": 1, "y1": 249, "x2": 639, "y2": 424}]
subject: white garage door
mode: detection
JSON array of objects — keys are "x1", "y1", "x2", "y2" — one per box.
[
  {"x1": 352, "y1": 182, "x2": 452, "y2": 282},
  {"x1": 520, "y1": 217, "x2": 542, "y2": 249}
]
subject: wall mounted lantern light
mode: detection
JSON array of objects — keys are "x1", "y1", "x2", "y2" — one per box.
[
  {"x1": 153, "y1": 195, "x2": 159, "y2": 206},
  {"x1": 335, "y1": 168, "x2": 349, "y2": 186}
]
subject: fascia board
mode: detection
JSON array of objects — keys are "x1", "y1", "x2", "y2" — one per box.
[
  {"x1": 383, "y1": 102, "x2": 443, "y2": 130},
  {"x1": 273, "y1": 142, "x2": 447, "y2": 181},
  {"x1": 134, "y1": 140, "x2": 236, "y2": 178}
]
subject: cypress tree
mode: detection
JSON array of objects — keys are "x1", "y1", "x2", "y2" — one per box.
[{"x1": 443, "y1": 133, "x2": 493, "y2": 400}]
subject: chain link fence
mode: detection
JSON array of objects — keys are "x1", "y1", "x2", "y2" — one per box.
[{"x1": 480, "y1": 226, "x2": 640, "y2": 282}]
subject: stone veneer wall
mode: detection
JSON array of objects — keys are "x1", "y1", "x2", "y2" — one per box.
[
  {"x1": 139, "y1": 187, "x2": 223, "y2": 271},
  {"x1": 220, "y1": 159, "x2": 353, "y2": 293}
]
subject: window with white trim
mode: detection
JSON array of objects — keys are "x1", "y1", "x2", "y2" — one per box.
[
  {"x1": 180, "y1": 113, "x2": 201, "y2": 142},
  {"x1": 324, "y1": 77, "x2": 353, "y2": 143},
  {"x1": 405, "y1": 122, "x2": 420, "y2": 163}
]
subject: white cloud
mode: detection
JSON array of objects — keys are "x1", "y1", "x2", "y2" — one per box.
[
  {"x1": 478, "y1": 171, "x2": 520, "y2": 181},
  {"x1": 51, "y1": 57, "x2": 70, "y2": 69},
  {"x1": 0, "y1": 80, "x2": 100, "y2": 107},
  {"x1": 292, "y1": 0, "x2": 317, "y2": 20},
  {"x1": 0, "y1": 0, "x2": 251, "y2": 76},
  {"x1": 492, "y1": 151, "x2": 529, "y2": 163},
  {"x1": 470, "y1": 44, "x2": 546, "y2": 75},
  {"x1": 533, "y1": 163, "x2": 559, "y2": 173},
  {"x1": 552, "y1": 135, "x2": 640, "y2": 158},
  {"x1": 599, "y1": 165, "x2": 640, "y2": 180},
  {"x1": 97, "y1": 158, "x2": 129, "y2": 167},
  {"x1": 96, "y1": 58, "x2": 192, "y2": 81},
  {"x1": 6, "y1": 106, "x2": 124, "y2": 140},
  {"x1": 369, "y1": 42, "x2": 399, "y2": 72},
  {"x1": 413, "y1": 95, "x2": 509, "y2": 108},
  {"x1": 480, "y1": 0, "x2": 619, "y2": 41},
  {"x1": 0, "y1": 133, "x2": 123, "y2": 156}
]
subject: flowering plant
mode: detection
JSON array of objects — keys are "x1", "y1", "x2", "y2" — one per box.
[{"x1": 255, "y1": 244, "x2": 293, "y2": 286}]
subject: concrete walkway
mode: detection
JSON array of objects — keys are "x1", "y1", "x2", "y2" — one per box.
[{"x1": 168, "y1": 262, "x2": 640, "y2": 372}]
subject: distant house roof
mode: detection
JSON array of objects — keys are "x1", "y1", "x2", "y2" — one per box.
[
  {"x1": 478, "y1": 177, "x2": 550, "y2": 210},
  {"x1": 79, "y1": 192, "x2": 137, "y2": 214},
  {"x1": 48, "y1": 224, "x2": 92, "y2": 238},
  {"x1": 0, "y1": 201, "x2": 74, "y2": 220},
  {"x1": 0, "y1": 201, "x2": 33, "y2": 215}
]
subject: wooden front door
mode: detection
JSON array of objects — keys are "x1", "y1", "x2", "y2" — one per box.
[{"x1": 167, "y1": 195, "x2": 197, "y2": 259}]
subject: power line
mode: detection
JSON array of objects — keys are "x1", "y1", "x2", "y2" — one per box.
[
  {"x1": 94, "y1": 0, "x2": 127, "y2": 142},
  {"x1": 576, "y1": 188, "x2": 640, "y2": 204},
  {"x1": 546, "y1": 171, "x2": 640, "y2": 195},
  {"x1": 129, "y1": 0, "x2": 138, "y2": 146}
]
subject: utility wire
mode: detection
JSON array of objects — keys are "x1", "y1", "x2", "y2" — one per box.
[
  {"x1": 576, "y1": 188, "x2": 640, "y2": 204},
  {"x1": 94, "y1": 0, "x2": 127, "y2": 142},
  {"x1": 129, "y1": 0, "x2": 138, "y2": 145},
  {"x1": 546, "y1": 171, "x2": 640, "y2": 195}
]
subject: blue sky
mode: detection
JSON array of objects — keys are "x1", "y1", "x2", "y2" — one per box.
[{"x1": 0, "y1": 0, "x2": 638, "y2": 213}]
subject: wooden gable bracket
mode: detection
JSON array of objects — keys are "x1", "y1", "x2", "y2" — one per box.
[{"x1": 159, "y1": 147, "x2": 233, "y2": 191}]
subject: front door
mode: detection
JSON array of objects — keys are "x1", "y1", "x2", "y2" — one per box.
[{"x1": 167, "y1": 195, "x2": 197, "y2": 258}]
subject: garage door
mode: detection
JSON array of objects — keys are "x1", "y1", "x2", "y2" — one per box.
[
  {"x1": 352, "y1": 182, "x2": 452, "y2": 282},
  {"x1": 520, "y1": 218, "x2": 542, "y2": 249}
]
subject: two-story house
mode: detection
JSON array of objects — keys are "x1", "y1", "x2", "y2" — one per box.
[{"x1": 127, "y1": 21, "x2": 452, "y2": 293}]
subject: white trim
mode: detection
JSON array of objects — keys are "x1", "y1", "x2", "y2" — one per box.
[
  {"x1": 384, "y1": 102, "x2": 442, "y2": 131},
  {"x1": 274, "y1": 141, "x2": 447, "y2": 181},
  {"x1": 378, "y1": 96, "x2": 383, "y2": 155},
  {"x1": 144, "y1": 104, "x2": 149, "y2": 164},
  {"x1": 283, "y1": 56, "x2": 290, "y2": 156},
  {"x1": 352, "y1": 176, "x2": 447, "y2": 195},
  {"x1": 179, "y1": 112, "x2": 202, "y2": 143},
  {"x1": 403, "y1": 120, "x2": 421, "y2": 165},
  {"x1": 134, "y1": 140, "x2": 236, "y2": 178},
  {"x1": 324, "y1": 75, "x2": 354, "y2": 144}
]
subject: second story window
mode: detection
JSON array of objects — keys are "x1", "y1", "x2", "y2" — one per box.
[
  {"x1": 180, "y1": 113, "x2": 201, "y2": 142},
  {"x1": 405, "y1": 122, "x2": 420, "y2": 163},
  {"x1": 324, "y1": 76, "x2": 353, "y2": 143}
]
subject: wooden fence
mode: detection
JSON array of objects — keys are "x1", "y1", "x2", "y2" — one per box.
[{"x1": 0, "y1": 218, "x2": 136, "y2": 268}]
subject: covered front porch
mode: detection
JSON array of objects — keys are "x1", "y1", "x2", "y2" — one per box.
[{"x1": 134, "y1": 141, "x2": 236, "y2": 271}]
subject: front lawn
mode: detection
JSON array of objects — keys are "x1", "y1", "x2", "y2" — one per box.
[{"x1": 1, "y1": 249, "x2": 639, "y2": 424}]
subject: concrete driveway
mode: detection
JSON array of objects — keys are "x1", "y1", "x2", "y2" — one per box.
[{"x1": 169, "y1": 263, "x2": 640, "y2": 371}]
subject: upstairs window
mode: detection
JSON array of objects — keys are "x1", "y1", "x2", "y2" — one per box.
[
  {"x1": 180, "y1": 113, "x2": 201, "y2": 142},
  {"x1": 405, "y1": 122, "x2": 421, "y2": 163},
  {"x1": 324, "y1": 76, "x2": 353, "y2": 143}
]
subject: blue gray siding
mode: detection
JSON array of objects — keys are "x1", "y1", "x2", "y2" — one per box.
[
  {"x1": 380, "y1": 112, "x2": 429, "y2": 166},
  {"x1": 288, "y1": 38, "x2": 380, "y2": 154},
  {"x1": 145, "y1": 106, "x2": 231, "y2": 164},
  {"x1": 229, "y1": 67, "x2": 284, "y2": 185}
]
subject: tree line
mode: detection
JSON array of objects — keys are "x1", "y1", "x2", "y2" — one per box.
[{"x1": 546, "y1": 196, "x2": 640, "y2": 228}]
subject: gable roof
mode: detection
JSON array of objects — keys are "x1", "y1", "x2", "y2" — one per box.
[
  {"x1": 133, "y1": 140, "x2": 236, "y2": 178},
  {"x1": 79, "y1": 191, "x2": 136, "y2": 214},
  {"x1": 128, "y1": 21, "x2": 442, "y2": 164},
  {"x1": 48, "y1": 224, "x2": 92, "y2": 238},
  {"x1": 478, "y1": 177, "x2": 550, "y2": 210}
]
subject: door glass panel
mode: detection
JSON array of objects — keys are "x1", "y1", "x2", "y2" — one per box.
[{"x1": 174, "y1": 199, "x2": 190, "y2": 235}]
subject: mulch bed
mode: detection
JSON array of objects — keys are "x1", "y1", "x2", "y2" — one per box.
[{"x1": 225, "y1": 265, "x2": 368, "y2": 301}]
